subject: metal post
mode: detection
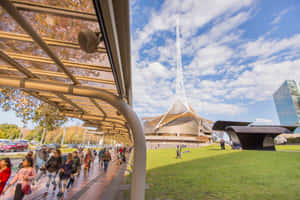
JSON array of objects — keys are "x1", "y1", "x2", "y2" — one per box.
[
  {"x1": 40, "y1": 127, "x2": 46, "y2": 144},
  {"x1": 0, "y1": 77, "x2": 146, "y2": 200},
  {"x1": 61, "y1": 127, "x2": 66, "y2": 146},
  {"x1": 83, "y1": 129, "x2": 87, "y2": 148}
]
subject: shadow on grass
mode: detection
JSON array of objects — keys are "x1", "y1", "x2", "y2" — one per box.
[{"x1": 145, "y1": 150, "x2": 300, "y2": 200}]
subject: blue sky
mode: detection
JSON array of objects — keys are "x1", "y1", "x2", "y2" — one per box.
[
  {"x1": 1, "y1": 0, "x2": 300, "y2": 128},
  {"x1": 131, "y1": 0, "x2": 300, "y2": 124}
]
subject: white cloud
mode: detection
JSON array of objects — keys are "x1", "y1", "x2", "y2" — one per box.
[
  {"x1": 186, "y1": 44, "x2": 234, "y2": 76},
  {"x1": 271, "y1": 8, "x2": 290, "y2": 25},
  {"x1": 190, "y1": 100, "x2": 244, "y2": 115},
  {"x1": 226, "y1": 59, "x2": 300, "y2": 101},
  {"x1": 241, "y1": 34, "x2": 300, "y2": 58},
  {"x1": 132, "y1": 0, "x2": 254, "y2": 61}
]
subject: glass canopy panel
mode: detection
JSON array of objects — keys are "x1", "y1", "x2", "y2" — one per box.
[
  {"x1": 0, "y1": 7, "x2": 26, "y2": 34},
  {"x1": 19, "y1": 11, "x2": 99, "y2": 43},
  {"x1": 21, "y1": 0, "x2": 96, "y2": 14},
  {"x1": 0, "y1": 0, "x2": 130, "y2": 135}
]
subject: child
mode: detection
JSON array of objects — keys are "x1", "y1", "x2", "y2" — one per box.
[
  {"x1": 0, "y1": 158, "x2": 12, "y2": 195},
  {"x1": 6, "y1": 157, "x2": 36, "y2": 200},
  {"x1": 57, "y1": 153, "x2": 73, "y2": 198}
]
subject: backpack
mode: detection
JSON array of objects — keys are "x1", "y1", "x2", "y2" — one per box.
[{"x1": 36, "y1": 156, "x2": 45, "y2": 169}]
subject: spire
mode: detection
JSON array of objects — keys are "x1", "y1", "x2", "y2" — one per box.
[{"x1": 175, "y1": 15, "x2": 187, "y2": 105}]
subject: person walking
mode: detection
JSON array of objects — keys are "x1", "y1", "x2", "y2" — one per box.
[
  {"x1": 66, "y1": 151, "x2": 80, "y2": 189},
  {"x1": 57, "y1": 153, "x2": 73, "y2": 198},
  {"x1": 220, "y1": 139, "x2": 225, "y2": 150},
  {"x1": 98, "y1": 148, "x2": 104, "y2": 168},
  {"x1": 176, "y1": 145, "x2": 181, "y2": 159},
  {"x1": 77, "y1": 148, "x2": 84, "y2": 176},
  {"x1": 43, "y1": 149, "x2": 62, "y2": 196},
  {"x1": 0, "y1": 158, "x2": 12, "y2": 195},
  {"x1": 119, "y1": 147, "x2": 124, "y2": 165},
  {"x1": 33, "y1": 145, "x2": 49, "y2": 184},
  {"x1": 5, "y1": 157, "x2": 36, "y2": 200},
  {"x1": 84, "y1": 150, "x2": 92, "y2": 175},
  {"x1": 102, "y1": 148, "x2": 111, "y2": 173}
]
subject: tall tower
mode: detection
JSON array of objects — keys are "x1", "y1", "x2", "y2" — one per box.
[
  {"x1": 167, "y1": 15, "x2": 190, "y2": 115},
  {"x1": 175, "y1": 15, "x2": 187, "y2": 104}
]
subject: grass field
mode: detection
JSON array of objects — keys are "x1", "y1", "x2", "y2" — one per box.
[{"x1": 145, "y1": 145, "x2": 300, "y2": 200}]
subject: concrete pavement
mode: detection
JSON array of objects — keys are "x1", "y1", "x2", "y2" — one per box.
[{"x1": 1, "y1": 158, "x2": 123, "y2": 200}]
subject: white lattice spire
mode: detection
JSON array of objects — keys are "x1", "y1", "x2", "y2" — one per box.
[
  {"x1": 154, "y1": 15, "x2": 191, "y2": 130},
  {"x1": 175, "y1": 15, "x2": 188, "y2": 103}
]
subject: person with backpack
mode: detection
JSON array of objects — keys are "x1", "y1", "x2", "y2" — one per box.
[
  {"x1": 33, "y1": 145, "x2": 49, "y2": 184},
  {"x1": 5, "y1": 157, "x2": 36, "y2": 200},
  {"x1": 43, "y1": 149, "x2": 62, "y2": 196},
  {"x1": 102, "y1": 148, "x2": 111, "y2": 173},
  {"x1": 57, "y1": 153, "x2": 73, "y2": 198},
  {"x1": 66, "y1": 151, "x2": 81, "y2": 189}
]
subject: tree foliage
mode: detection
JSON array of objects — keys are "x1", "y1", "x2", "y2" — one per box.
[
  {"x1": 0, "y1": 88, "x2": 67, "y2": 131},
  {"x1": 0, "y1": 123, "x2": 21, "y2": 139}
]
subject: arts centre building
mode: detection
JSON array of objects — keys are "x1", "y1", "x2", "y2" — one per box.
[{"x1": 143, "y1": 99, "x2": 214, "y2": 149}]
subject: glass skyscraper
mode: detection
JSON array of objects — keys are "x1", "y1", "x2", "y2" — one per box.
[{"x1": 273, "y1": 80, "x2": 300, "y2": 133}]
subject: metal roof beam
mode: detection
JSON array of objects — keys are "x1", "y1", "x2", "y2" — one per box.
[
  {"x1": 0, "y1": 31, "x2": 106, "y2": 53},
  {"x1": 5, "y1": 52, "x2": 112, "y2": 72},
  {"x1": 11, "y1": 0, "x2": 98, "y2": 21},
  {"x1": 0, "y1": 50, "x2": 37, "y2": 78},
  {"x1": 0, "y1": 65, "x2": 115, "y2": 85},
  {"x1": 89, "y1": 98, "x2": 107, "y2": 117},
  {"x1": 0, "y1": 0, "x2": 79, "y2": 84},
  {"x1": 60, "y1": 111, "x2": 125, "y2": 124},
  {"x1": 56, "y1": 94, "x2": 85, "y2": 114}
]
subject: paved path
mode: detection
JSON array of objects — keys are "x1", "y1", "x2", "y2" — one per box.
[{"x1": 1, "y1": 158, "x2": 122, "y2": 200}]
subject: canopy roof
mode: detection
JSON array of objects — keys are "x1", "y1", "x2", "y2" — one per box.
[{"x1": 0, "y1": 0, "x2": 131, "y2": 137}]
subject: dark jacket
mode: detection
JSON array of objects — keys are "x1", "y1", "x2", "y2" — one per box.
[
  {"x1": 45, "y1": 156, "x2": 62, "y2": 173},
  {"x1": 72, "y1": 156, "x2": 81, "y2": 173},
  {"x1": 59, "y1": 160, "x2": 73, "y2": 179}
]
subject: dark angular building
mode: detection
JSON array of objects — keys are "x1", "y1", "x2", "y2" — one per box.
[{"x1": 213, "y1": 121, "x2": 298, "y2": 150}]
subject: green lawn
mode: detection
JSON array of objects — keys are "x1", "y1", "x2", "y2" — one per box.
[
  {"x1": 145, "y1": 145, "x2": 300, "y2": 200},
  {"x1": 276, "y1": 145, "x2": 300, "y2": 151}
]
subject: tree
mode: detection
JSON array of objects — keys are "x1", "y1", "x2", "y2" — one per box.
[
  {"x1": 0, "y1": 124, "x2": 21, "y2": 139},
  {"x1": 0, "y1": 129, "x2": 5, "y2": 139},
  {"x1": 25, "y1": 126, "x2": 43, "y2": 141},
  {"x1": 0, "y1": 88, "x2": 67, "y2": 133}
]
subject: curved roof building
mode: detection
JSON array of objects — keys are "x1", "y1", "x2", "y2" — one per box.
[{"x1": 143, "y1": 99, "x2": 214, "y2": 148}]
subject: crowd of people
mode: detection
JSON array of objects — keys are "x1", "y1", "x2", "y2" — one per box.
[{"x1": 0, "y1": 145, "x2": 130, "y2": 200}]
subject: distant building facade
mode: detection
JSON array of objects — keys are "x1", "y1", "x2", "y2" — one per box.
[{"x1": 273, "y1": 80, "x2": 300, "y2": 133}]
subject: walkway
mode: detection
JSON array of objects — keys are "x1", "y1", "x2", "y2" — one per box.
[{"x1": 1, "y1": 158, "x2": 123, "y2": 200}]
